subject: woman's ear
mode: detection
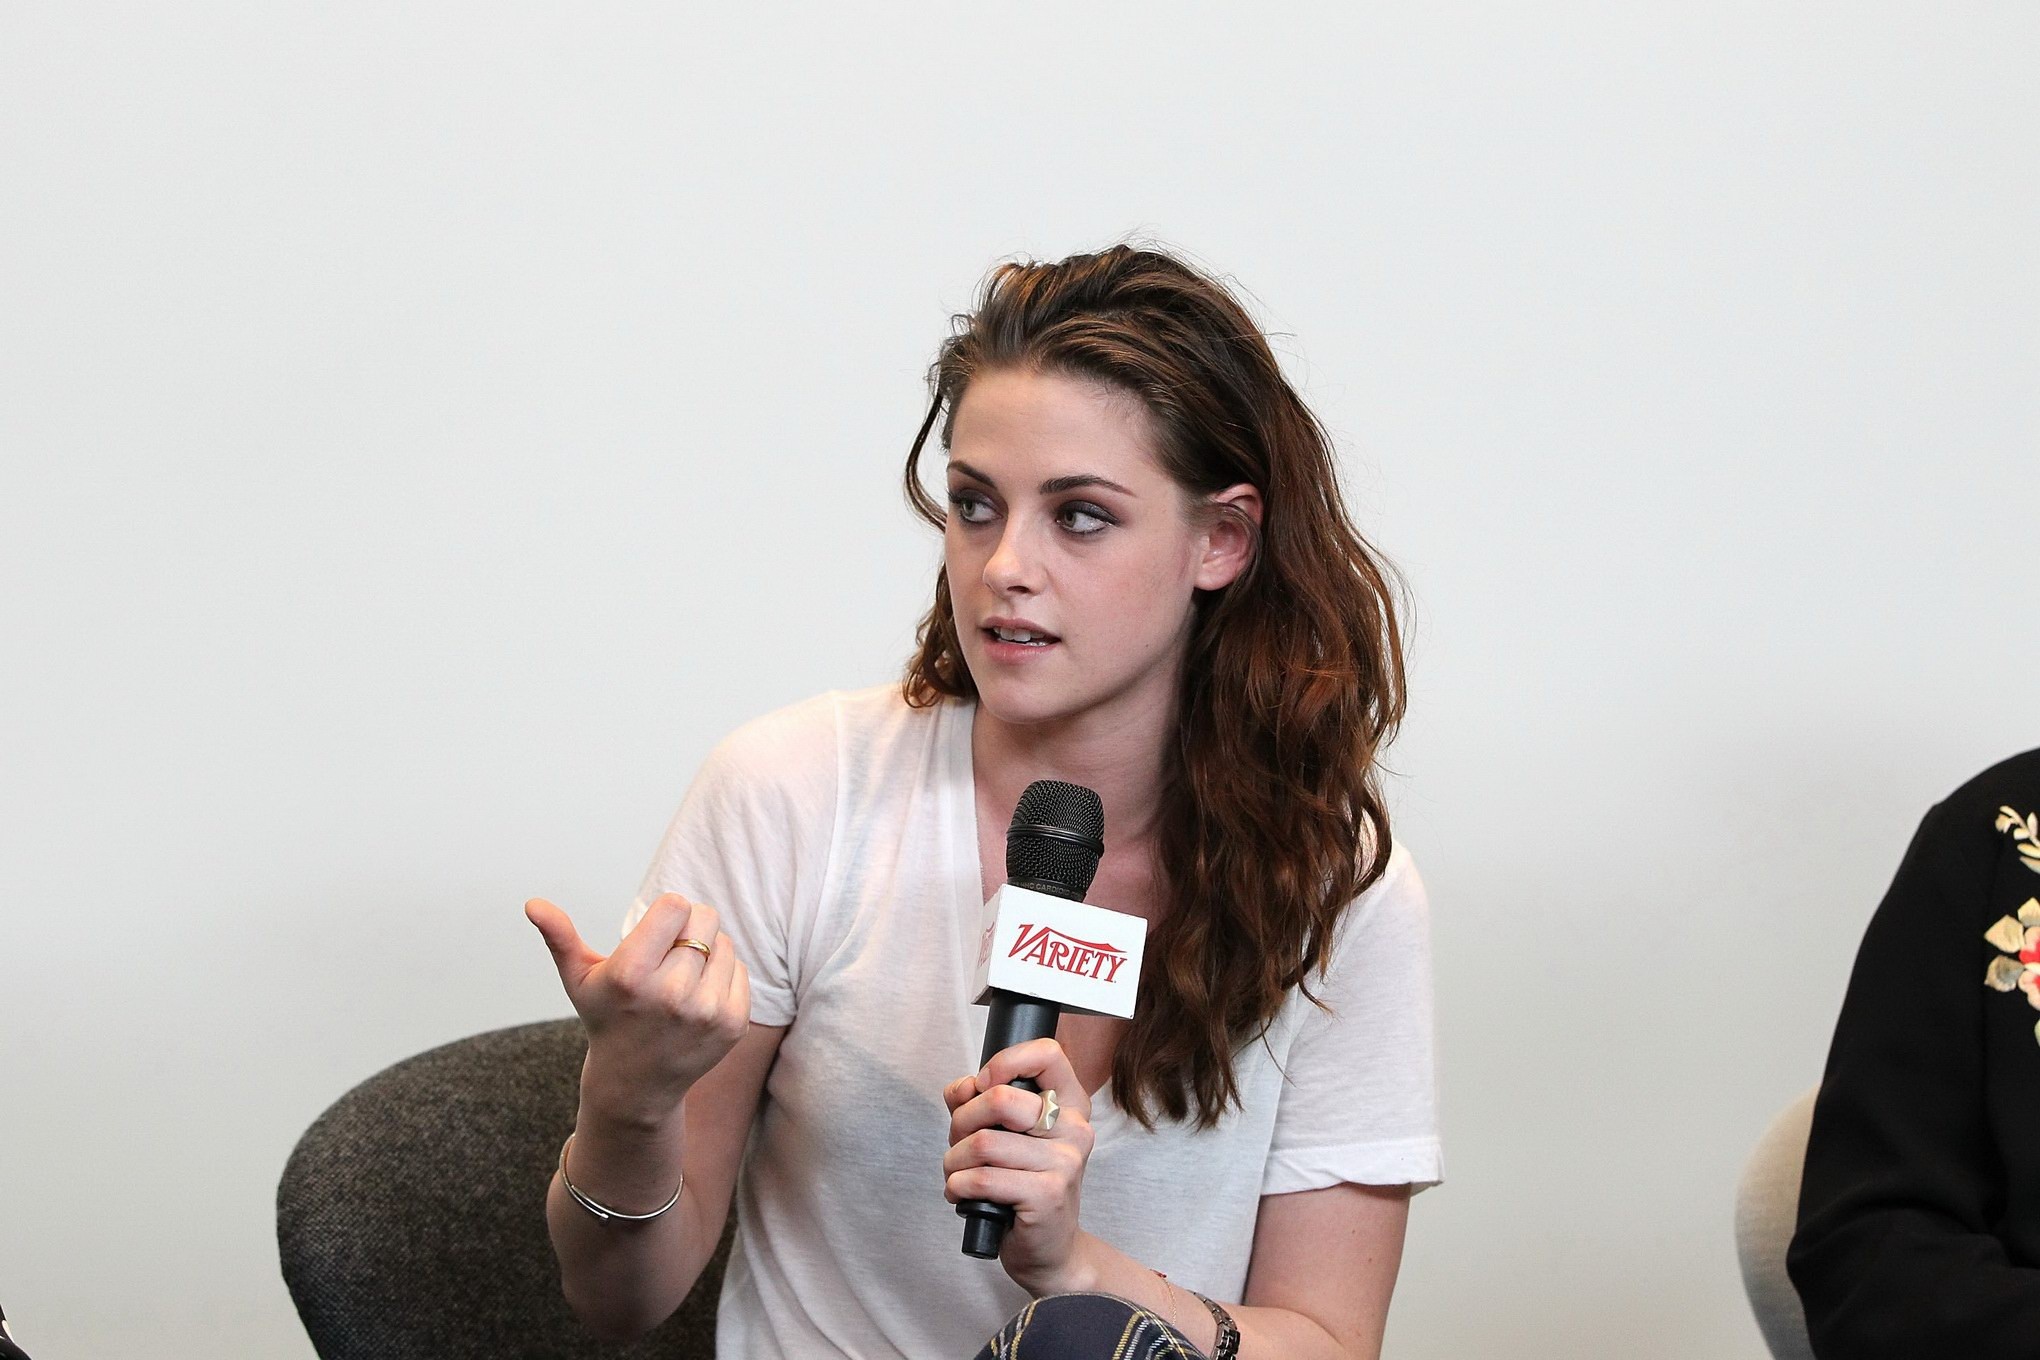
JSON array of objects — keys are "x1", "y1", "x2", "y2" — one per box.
[{"x1": 1194, "y1": 483, "x2": 1263, "y2": 591}]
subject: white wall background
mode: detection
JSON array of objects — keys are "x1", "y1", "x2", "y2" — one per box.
[{"x1": 4, "y1": 4, "x2": 2037, "y2": 1356}]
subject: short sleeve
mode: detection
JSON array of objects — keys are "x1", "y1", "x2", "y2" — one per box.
[
  {"x1": 1261, "y1": 843, "x2": 1443, "y2": 1196},
  {"x1": 622, "y1": 697, "x2": 841, "y2": 1028}
]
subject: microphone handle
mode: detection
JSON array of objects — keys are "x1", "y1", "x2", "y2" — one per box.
[{"x1": 958, "y1": 990, "x2": 1062, "y2": 1258}]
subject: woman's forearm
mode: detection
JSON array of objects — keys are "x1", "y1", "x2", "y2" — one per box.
[
  {"x1": 545, "y1": 1103, "x2": 717, "y2": 1341},
  {"x1": 1064, "y1": 1231, "x2": 1364, "y2": 1360}
]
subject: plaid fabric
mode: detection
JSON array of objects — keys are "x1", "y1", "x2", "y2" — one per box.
[{"x1": 974, "y1": 1292, "x2": 1209, "y2": 1360}]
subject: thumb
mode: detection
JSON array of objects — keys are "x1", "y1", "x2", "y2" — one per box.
[{"x1": 525, "y1": 898, "x2": 603, "y2": 991}]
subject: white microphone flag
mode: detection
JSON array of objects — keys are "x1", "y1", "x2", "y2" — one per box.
[{"x1": 970, "y1": 884, "x2": 1147, "y2": 1019}]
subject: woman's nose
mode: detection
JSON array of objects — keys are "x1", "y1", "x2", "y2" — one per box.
[{"x1": 983, "y1": 523, "x2": 1040, "y2": 595}]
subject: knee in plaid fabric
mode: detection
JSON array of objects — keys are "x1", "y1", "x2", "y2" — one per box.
[{"x1": 971, "y1": 1291, "x2": 1207, "y2": 1360}]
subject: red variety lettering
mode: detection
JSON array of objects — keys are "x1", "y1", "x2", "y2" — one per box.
[{"x1": 1008, "y1": 923, "x2": 1126, "y2": 981}]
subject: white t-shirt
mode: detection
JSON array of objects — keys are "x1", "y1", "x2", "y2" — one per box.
[{"x1": 626, "y1": 685, "x2": 1441, "y2": 1360}]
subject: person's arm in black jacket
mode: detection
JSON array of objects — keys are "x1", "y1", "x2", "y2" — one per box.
[
  {"x1": 0, "y1": 1303, "x2": 33, "y2": 1360},
  {"x1": 1788, "y1": 791, "x2": 2040, "y2": 1359}
]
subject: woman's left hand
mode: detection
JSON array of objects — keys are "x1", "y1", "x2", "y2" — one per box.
[{"x1": 941, "y1": 1037, "x2": 1097, "y2": 1296}]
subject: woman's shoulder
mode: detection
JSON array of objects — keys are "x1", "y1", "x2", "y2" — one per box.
[
  {"x1": 1346, "y1": 836, "x2": 1424, "y2": 918},
  {"x1": 699, "y1": 683, "x2": 958, "y2": 792},
  {"x1": 1309, "y1": 836, "x2": 1428, "y2": 977},
  {"x1": 696, "y1": 690, "x2": 838, "y2": 787},
  {"x1": 1278, "y1": 834, "x2": 1434, "y2": 1059}
]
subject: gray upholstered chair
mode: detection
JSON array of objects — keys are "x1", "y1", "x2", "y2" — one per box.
[
  {"x1": 278, "y1": 1019, "x2": 732, "y2": 1359},
  {"x1": 1734, "y1": 1085, "x2": 1819, "y2": 1360}
]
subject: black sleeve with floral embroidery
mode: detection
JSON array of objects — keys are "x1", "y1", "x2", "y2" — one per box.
[{"x1": 1789, "y1": 748, "x2": 2040, "y2": 1360}]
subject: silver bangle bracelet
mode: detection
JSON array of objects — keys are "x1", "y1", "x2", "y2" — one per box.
[{"x1": 557, "y1": 1132, "x2": 683, "y2": 1223}]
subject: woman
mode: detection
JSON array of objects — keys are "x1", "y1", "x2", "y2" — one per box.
[
  {"x1": 525, "y1": 244, "x2": 1441, "y2": 1359},
  {"x1": 1790, "y1": 747, "x2": 2040, "y2": 1357}
]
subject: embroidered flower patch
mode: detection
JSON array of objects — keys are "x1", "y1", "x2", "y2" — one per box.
[
  {"x1": 1998, "y1": 807, "x2": 2040, "y2": 876},
  {"x1": 1983, "y1": 896, "x2": 2040, "y2": 1044},
  {"x1": 1986, "y1": 809, "x2": 2040, "y2": 1041}
]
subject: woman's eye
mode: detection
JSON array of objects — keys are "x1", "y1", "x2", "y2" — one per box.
[
  {"x1": 1058, "y1": 503, "x2": 1112, "y2": 535},
  {"x1": 947, "y1": 490, "x2": 995, "y2": 523}
]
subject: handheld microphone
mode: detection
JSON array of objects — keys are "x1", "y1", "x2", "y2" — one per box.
[{"x1": 958, "y1": 779, "x2": 1145, "y2": 1259}]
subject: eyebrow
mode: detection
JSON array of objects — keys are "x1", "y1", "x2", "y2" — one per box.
[{"x1": 946, "y1": 460, "x2": 1138, "y2": 498}]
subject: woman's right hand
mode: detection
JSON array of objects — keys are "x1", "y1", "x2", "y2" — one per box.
[{"x1": 525, "y1": 892, "x2": 753, "y2": 1125}]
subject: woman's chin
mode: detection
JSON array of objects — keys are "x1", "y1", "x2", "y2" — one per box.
[{"x1": 969, "y1": 673, "x2": 1078, "y2": 730}]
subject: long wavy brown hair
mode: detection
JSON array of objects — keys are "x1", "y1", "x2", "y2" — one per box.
[{"x1": 901, "y1": 243, "x2": 1407, "y2": 1131}]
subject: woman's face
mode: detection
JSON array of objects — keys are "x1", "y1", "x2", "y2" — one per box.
[{"x1": 942, "y1": 366, "x2": 1257, "y2": 735}]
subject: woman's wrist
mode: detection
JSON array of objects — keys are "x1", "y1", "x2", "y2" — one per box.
[
  {"x1": 1037, "y1": 1233, "x2": 1219, "y2": 1355},
  {"x1": 559, "y1": 1095, "x2": 689, "y2": 1212},
  {"x1": 576, "y1": 1050, "x2": 691, "y2": 1132},
  {"x1": 559, "y1": 1132, "x2": 684, "y2": 1222},
  {"x1": 1150, "y1": 1270, "x2": 1220, "y2": 1355},
  {"x1": 1052, "y1": 1229, "x2": 1105, "y2": 1296}
]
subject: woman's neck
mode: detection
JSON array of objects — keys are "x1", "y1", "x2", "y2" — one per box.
[{"x1": 969, "y1": 697, "x2": 1173, "y2": 855}]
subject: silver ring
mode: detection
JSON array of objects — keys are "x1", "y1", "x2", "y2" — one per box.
[{"x1": 1027, "y1": 1088, "x2": 1061, "y2": 1136}]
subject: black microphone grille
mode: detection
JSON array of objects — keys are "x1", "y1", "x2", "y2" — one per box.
[{"x1": 1006, "y1": 779, "x2": 1105, "y2": 901}]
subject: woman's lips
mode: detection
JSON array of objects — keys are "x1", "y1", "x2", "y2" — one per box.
[{"x1": 979, "y1": 626, "x2": 1060, "y2": 661}]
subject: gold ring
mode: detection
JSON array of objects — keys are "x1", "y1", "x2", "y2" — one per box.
[
  {"x1": 674, "y1": 937, "x2": 713, "y2": 960},
  {"x1": 1027, "y1": 1088, "x2": 1061, "y2": 1136}
]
